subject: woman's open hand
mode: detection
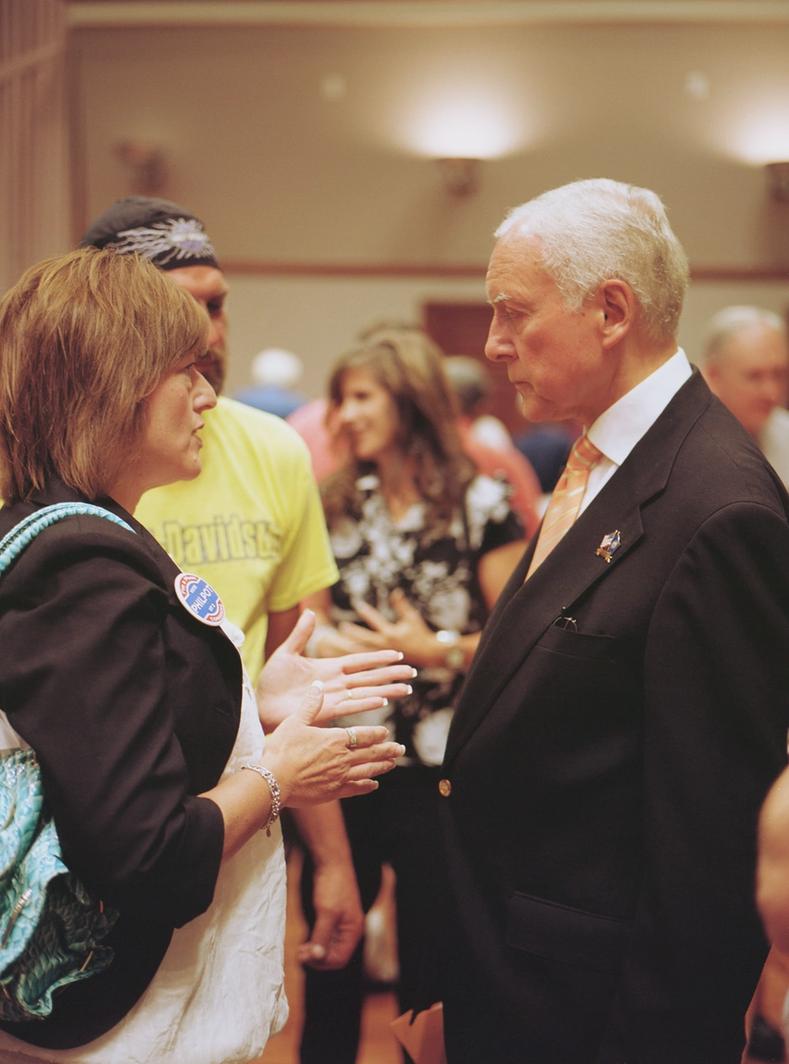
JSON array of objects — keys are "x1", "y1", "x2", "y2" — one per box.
[
  {"x1": 256, "y1": 609, "x2": 415, "y2": 730},
  {"x1": 263, "y1": 681, "x2": 405, "y2": 806}
]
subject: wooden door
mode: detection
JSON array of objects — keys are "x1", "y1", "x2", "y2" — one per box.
[{"x1": 422, "y1": 300, "x2": 522, "y2": 434}]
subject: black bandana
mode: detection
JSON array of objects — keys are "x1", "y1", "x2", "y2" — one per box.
[{"x1": 81, "y1": 196, "x2": 219, "y2": 271}]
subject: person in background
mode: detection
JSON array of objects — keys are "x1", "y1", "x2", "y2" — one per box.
[
  {"x1": 437, "y1": 178, "x2": 789, "y2": 1063},
  {"x1": 702, "y1": 305, "x2": 789, "y2": 487},
  {"x1": 235, "y1": 346, "x2": 308, "y2": 419},
  {"x1": 287, "y1": 397, "x2": 346, "y2": 483},
  {"x1": 749, "y1": 766, "x2": 789, "y2": 1064},
  {"x1": 443, "y1": 354, "x2": 542, "y2": 536},
  {"x1": 289, "y1": 339, "x2": 540, "y2": 539},
  {"x1": 81, "y1": 196, "x2": 393, "y2": 979},
  {"x1": 0, "y1": 248, "x2": 408, "y2": 1064},
  {"x1": 513, "y1": 420, "x2": 576, "y2": 494},
  {"x1": 297, "y1": 327, "x2": 526, "y2": 1064},
  {"x1": 441, "y1": 354, "x2": 512, "y2": 451}
]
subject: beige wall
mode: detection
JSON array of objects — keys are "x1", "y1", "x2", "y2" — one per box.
[
  {"x1": 60, "y1": 5, "x2": 789, "y2": 396},
  {"x1": 1, "y1": 0, "x2": 69, "y2": 292},
  {"x1": 221, "y1": 274, "x2": 789, "y2": 400}
]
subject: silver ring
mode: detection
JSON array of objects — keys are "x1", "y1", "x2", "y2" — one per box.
[{"x1": 345, "y1": 727, "x2": 358, "y2": 750}]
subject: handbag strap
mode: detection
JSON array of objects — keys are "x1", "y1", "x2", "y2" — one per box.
[
  {"x1": 0, "y1": 503, "x2": 135, "y2": 753},
  {"x1": 0, "y1": 502, "x2": 135, "y2": 577}
]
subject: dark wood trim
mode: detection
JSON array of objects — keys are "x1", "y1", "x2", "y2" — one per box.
[
  {"x1": 221, "y1": 260, "x2": 486, "y2": 279},
  {"x1": 689, "y1": 266, "x2": 789, "y2": 282},
  {"x1": 221, "y1": 260, "x2": 789, "y2": 282}
]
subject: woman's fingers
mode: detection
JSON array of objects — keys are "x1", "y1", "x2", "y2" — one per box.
[
  {"x1": 318, "y1": 696, "x2": 388, "y2": 721},
  {"x1": 342, "y1": 665, "x2": 415, "y2": 688},
  {"x1": 334, "y1": 779, "x2": 381, "y2": 798},
  {"x1": 335, "y1": 650, "x2": 407, "y2": 675},
  {"x1": 331, "y1": 691, "x2": 402, "y2": 712},
  {"x1": 280, "y1": 608, "x2": 316, "y2": 654},
  {"x1": 295, "y1": 680, "x2": 325, "y2": 724},
  {"x1": 327, "y1": 686, "x2": 409, "y2": 713},
  {"x1": 330, "y1": 724, "x2": 391, "y2": 748},
  {"x1": 345, "y1": 758, "x2": 400, "y2": 781}
]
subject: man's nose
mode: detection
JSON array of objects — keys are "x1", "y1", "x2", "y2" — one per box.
[
  {"x1": 757, "y1": 375, "x2": 783, "y2": 406},
  {"x1": 485, "y1": 321, "x2": 511, "y2": 364}
]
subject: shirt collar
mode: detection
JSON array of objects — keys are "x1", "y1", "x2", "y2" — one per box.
[{"x1": 587, "y1": 348, "x2": 692, "y2": 467}]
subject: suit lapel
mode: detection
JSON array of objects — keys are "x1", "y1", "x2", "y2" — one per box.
[{"x1": 444, "y1": 371, "x2": 712, "y2": 765}]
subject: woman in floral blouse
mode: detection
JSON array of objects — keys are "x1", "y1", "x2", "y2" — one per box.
[{"x1": 299, "y1": 328, "x2": 525, "y2": 1064}]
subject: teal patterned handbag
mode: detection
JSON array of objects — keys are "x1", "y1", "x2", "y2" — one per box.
[{"x1": 0, "y1": 503, "x2": 133, "y2": 1022}]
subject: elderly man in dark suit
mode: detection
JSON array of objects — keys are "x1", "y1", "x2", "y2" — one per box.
[{"x1": 437, "y1": 179, "x2": 789, "y2": 1064}]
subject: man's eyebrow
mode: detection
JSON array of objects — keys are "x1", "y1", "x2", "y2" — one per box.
[{"x1": 489, "y1": 292, "x2": 510, "y2": 306}]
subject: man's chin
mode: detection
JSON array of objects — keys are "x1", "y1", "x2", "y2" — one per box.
[{"x1": 516, "y1": 390, "x2": 552, "y2": 423}]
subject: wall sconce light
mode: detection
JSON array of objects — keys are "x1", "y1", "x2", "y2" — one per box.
[
  {"x1": 435, "y1": 157, "x2": 481, "y2": 197},
  {"x1": 765, "y1": 162, "x2": 789, "y2": 203},
  {"x1": 113, "y1": 139, "x2": 167, "y2": 195}
]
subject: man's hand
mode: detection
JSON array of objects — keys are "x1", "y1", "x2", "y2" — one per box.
[
  {"x1": 296, "y1": 858, "x2": 364, "y2": 970},
  {"x1": 291, "y1": 802, "x2": 364, "y2": 971}
]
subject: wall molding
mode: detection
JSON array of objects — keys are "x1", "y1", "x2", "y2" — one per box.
[
  {"x1": 67, "y1": 1, "x2": 789, "y2": 30},
  {"x1": 222, "y1": 260, "x2": 789, "y2": 282}
]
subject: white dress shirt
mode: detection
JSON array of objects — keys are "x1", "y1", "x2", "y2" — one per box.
[
  {"x1": 579, "y1": 349, "x2": 692, "y2": 515},
  {"x1": 760, "y1": 406, "x2": 789, "y2": 489}
]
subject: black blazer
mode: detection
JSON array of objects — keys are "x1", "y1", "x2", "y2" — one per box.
[
  {"x1": 439, "y1": 373, "x2": 789, "y2": 1064},
  {"x1": 0, "y1": 481, "x2": 242, "y2": 1049}
]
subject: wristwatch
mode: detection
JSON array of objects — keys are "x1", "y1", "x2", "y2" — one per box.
[{"x1": 435, "y1": 629, "x2": 465, "y2": 671}]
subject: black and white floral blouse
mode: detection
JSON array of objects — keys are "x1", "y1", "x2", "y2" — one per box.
[{"x1": 328, "y1": 473, "x2": 523, "y2": 766}]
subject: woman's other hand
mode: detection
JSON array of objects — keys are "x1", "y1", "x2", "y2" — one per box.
[
  {"x1": 339, "y1": 589, "x2": 459, "y2": 669},
  {"x1": 264, "y1": 682, "x2": 405, "y2": 805},
  {"x1": 256, "y1": 609, "x2": 415, "y2": 729},
  {"x1": 339, "y1": 588, "x2": 433, "y2": 660}
]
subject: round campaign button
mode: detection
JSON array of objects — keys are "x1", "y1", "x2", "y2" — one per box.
[{"x1": 174, "y1": 572, "x2": 225, "y2": 626}]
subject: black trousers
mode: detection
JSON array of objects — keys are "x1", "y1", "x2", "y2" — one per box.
[{"x1": 299, "y1": 764, "x2": 449, "y2": 1064}]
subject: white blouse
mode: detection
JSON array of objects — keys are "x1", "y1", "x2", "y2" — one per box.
[{"x1": 0, "y1": 625, "x2": 288, "y2": 1064}]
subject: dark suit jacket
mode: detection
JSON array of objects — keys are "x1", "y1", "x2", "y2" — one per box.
[
  {"x1": 439, "y1": 373, "x2": 789, "y2": 1064},
  {"x1": 0, "y1": 481, "x2": 242, "y2": 1049}
]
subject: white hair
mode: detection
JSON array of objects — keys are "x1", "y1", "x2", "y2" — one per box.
[
  {"x1": 495, "y1": 178, "x2": 689, "y2": 343},
  {"x1": 251, "y1": 347, "x2": 303, "y2": 388},
  {"x1": 702, "y1": 305, "x2": 787, "y2": 367}
]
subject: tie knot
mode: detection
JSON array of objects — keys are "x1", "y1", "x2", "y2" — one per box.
[{"x1": 566, "y1": 434, "x2": 602, "y2": 473}]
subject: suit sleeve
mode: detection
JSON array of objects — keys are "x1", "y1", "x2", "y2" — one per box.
[
  {"x1": 617, "y1": 500, "x2": 789, "y2": 1056},
  {"x1": 0, "y1": 524, "x2": 225, "y2": 929}
]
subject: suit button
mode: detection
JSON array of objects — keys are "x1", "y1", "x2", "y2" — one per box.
[{"x1": 438, "y1": 778, "x2": 452, "y2": 797}]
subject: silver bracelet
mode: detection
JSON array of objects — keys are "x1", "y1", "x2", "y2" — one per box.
[{"x1": 241, "y1": 762, "x2": 281, "y2": 837}]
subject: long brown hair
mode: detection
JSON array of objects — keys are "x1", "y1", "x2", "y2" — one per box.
[
  {"x1": 322, "y1": 328, "x2": 475, "y2": 533},
  {"x1": 0, "y1": 247, "x2": 207, "y2": 503}
]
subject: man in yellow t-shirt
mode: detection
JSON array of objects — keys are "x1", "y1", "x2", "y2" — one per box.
[
  {"x1": 82, "y1": 196, "x2": 362, "y2": 978},
  {"x1": 137, "y1": 396, "x2": 337, "y2": 682}
]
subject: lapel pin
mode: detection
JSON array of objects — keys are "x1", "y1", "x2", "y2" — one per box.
[{"x1": 595, "y1": 529, "x2": 622, "y2": 564}]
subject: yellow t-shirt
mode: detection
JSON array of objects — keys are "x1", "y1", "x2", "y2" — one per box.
[{"x1": 136, "y1": 397, "x2": 338, "y2": 683}]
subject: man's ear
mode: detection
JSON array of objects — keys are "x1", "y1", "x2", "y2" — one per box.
[{"x1": 598, "y1": 279, "x2": 636, "y2": 349}]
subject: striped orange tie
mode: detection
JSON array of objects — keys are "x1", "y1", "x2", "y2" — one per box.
[{"x1": 526, "y1": 434, "x2": 603, "y2": 578}]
